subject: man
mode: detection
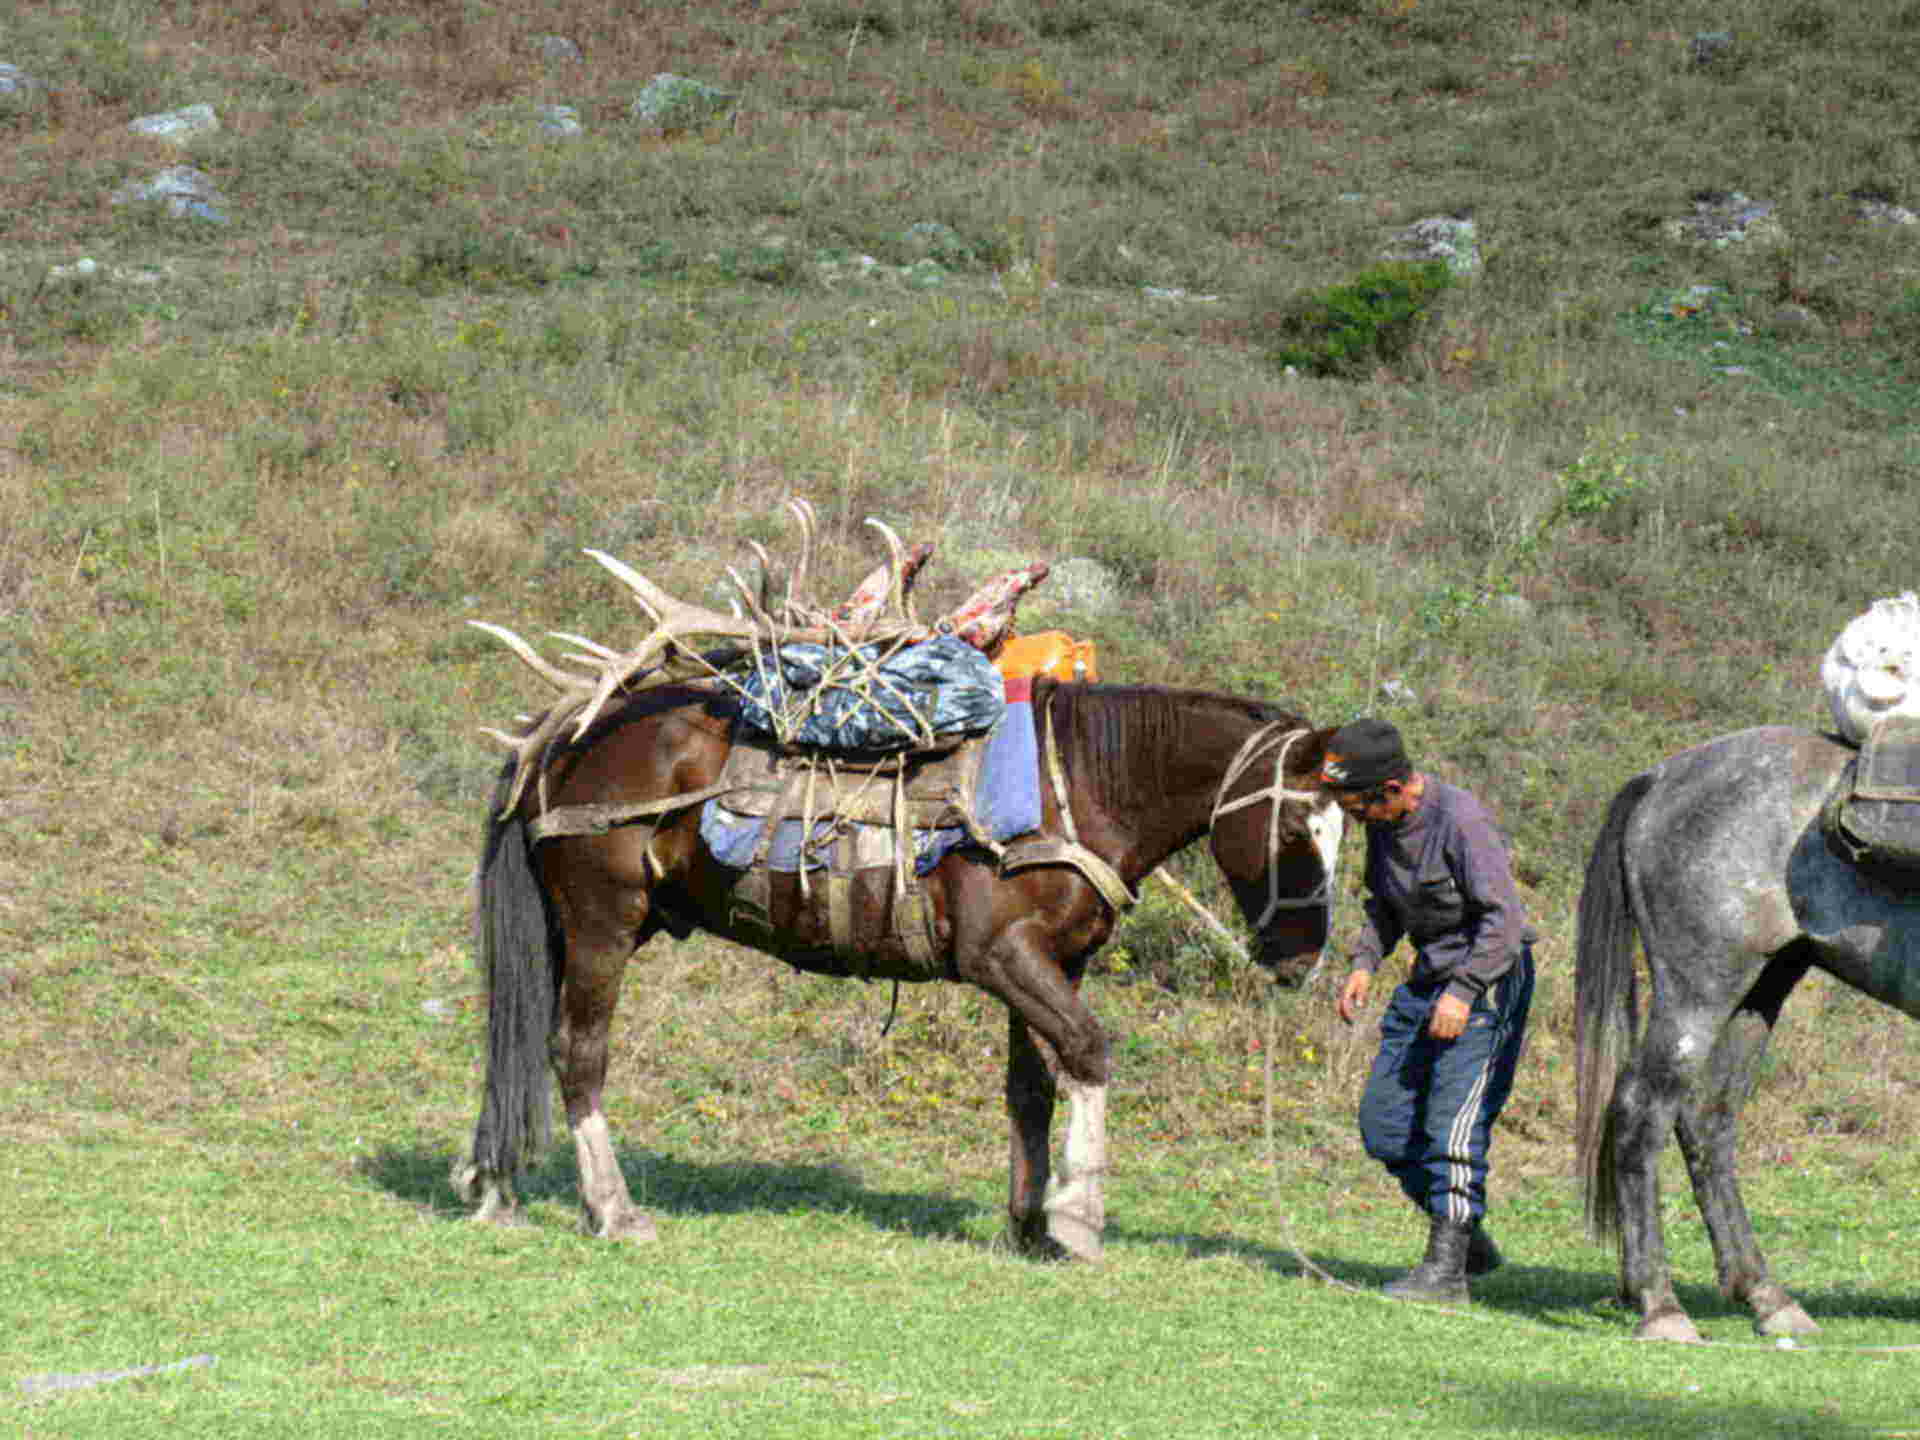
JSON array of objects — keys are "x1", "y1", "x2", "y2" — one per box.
[{"x1": 1321, "y1": 717, "x2": 1536, "y2": 1304}]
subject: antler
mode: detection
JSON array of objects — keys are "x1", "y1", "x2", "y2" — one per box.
[
  {"x1": 470, "y1": 498, "x2": 934, "y2": 816},
  {"x1": 783, "y1": 496, "x2": 819, "y2": 624}
]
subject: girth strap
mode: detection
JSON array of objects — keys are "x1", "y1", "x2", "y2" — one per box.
[{"x1": 1014, "y1": 692, "x2": 1138, "y2": 914}]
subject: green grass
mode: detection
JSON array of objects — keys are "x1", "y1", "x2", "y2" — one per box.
[{"x1": 9, "y1": 0, "x2": 1920, "y2": 1431}]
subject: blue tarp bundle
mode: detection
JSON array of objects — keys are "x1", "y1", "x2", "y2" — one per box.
[
  {"x1": 701, "y1": 696, "x2": 1040, "y2": 874},
  {"x1": 734, "y1": 634, "x2": 1006, "y2": 752}
]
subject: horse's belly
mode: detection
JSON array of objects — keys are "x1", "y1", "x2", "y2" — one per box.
[
  {"x1": 699, "y1": 862, "x2": 954, "y2": 982},
  {"x1": 1794, "y1": 836, "x2": 1920, "y2": 1017}
]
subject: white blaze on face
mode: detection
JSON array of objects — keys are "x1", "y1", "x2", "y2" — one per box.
[{"x1": 1309, "y1": 802, "x2": 1344, "y2": 903}]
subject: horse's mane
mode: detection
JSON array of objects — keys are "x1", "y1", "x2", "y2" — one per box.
[{"x1": 1045, "y1": 683, "x2": 1306, "y2": 815}]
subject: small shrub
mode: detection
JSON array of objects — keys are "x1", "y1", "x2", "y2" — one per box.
[
  {"x1": 389, "y1": 223, "x2": 550, "y2": 296},
  {"x1": 1267, "y1": 261, "x2": 1453, "y2": 378}
]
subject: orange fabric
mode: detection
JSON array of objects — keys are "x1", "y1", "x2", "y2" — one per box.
[{"x1": 993, "y1": 631, "x2": 1099, "y2": 683}]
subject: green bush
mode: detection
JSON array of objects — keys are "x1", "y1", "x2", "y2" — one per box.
[{"x1": 1268, "y1": 260, "x2": 1453, "y2": 378}]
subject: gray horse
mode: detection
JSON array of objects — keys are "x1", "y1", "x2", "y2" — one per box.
[{"x1": 1576, "y1": 725, "x2": 1920, "y2": 1342}]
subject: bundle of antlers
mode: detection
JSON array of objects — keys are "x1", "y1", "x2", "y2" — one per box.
[{"x1": 471, "y1": 497, "x2": 1049, "y2": 812}]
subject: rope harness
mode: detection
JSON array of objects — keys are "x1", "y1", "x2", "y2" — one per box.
[{"x1": 1210, "y1": 725, "x2": 1336, "y2": 930}]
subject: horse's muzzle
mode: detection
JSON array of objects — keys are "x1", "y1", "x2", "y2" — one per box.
[{"x1": 1257, "y1": 939, "x2": 1325, "y2": 989}]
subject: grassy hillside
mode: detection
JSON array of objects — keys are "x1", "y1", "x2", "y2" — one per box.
[{"x1": 6, "y1": 0, "x2": 1920, "y2": 1430}]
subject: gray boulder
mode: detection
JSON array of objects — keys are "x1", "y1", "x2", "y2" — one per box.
[
  {"x1": 1688, "y1": 31, "x2": 1735, "y2": 68},
  {"x1": 1045, "y1": 558, "x2": 1122, "y2": 615},
  {"x1": 129, "y1": 102, "x2": 220, "y2": 144},
  {"x1": 532, "y1": 34, "x2": 583, "y2": 63},
  {"x1": 536, "y1": 104, "x2": 583, "y2": 137},
  {"x1": 631, "y1": 74, "x2": 735, "y2": 133},
  {"x1": 1661, "y1": 190, "x2": 1784, "y2": 250},
  {"x1": 112, "y1": 165, "x2": 229, "y2": 223},
  {"x1": 1855, "y1": 193, "x2": 1918, "y2": 227},
  {"x1": 1384, "y1": 216, "x2": 1479, "y2": 275}
]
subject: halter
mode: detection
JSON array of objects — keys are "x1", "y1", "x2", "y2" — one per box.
[{"x1": 1210, "y1": 725, "x2": 1337, "y2": 932}]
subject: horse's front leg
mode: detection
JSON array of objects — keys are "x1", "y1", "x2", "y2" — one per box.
[
  {"x1": 1045, "y1": 1072, "x2": 1108, "y2": 1260},
  {"x1": 1004, "y1": 1013, "x2": 1109, "y2": 1260},
  {"x1": 971, "y1": 904, "x2": 1113, "y2": 1261}
]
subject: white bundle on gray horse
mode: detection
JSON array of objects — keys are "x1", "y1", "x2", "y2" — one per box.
[{"x1": 1822, "y1": 591, "x2": 1920, "y2": 744}]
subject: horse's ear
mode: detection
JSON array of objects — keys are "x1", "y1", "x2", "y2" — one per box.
[{"x1": 1299, "y1": 726, "x2": 1340, "y2": 781}]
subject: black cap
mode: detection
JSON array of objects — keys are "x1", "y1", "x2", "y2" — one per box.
[{"x1": 1319, "y1": 718, "x2": 1409, "y2": 792}]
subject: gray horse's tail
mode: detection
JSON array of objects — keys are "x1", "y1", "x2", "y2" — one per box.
[
  {"x1": 1574, "y1": 770, "x2": 1655, "y2": 1244},
  {"x1": 464, "y1": 771, "x2": 557, "y2": 1186}
]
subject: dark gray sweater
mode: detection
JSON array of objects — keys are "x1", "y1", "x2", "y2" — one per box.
[{"x1": 1348, "y1": 778, "x2": 1536, "y2": 1006}]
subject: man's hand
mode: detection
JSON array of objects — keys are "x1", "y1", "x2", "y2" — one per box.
[
  {"x1": 1429, "y1": 992, "x2": 1470, "y2": 1041},
  {"x1": 1337, "y1": 969, "x2": 1372, "y2": 1026}
]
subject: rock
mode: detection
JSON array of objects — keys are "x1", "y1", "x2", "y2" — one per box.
[
  {"x1": 532, "y1": 34, "x2": 582, "y2": 63},
  {"x1": 1855, "y1": 192, "x2": 1919, "y2": 227},
  {"x1": 631, "y1": 73, "x2": 735, "y2": 133},
  {"x1": 901, "y1": 258, "x2": 948, "y2": 290},
  {"x1": 48, "y1": 257, "x2": 164, "y2": 285},
  {"x1": 1384, "y1": 216, "x2": 1480, "y2": 276},
  {"x1": 1688, "y1": 31, "x2": 1735, "y2": 68},
  {"x1": 111, "y1": 165, "x2": 229, "y2": 224},
  {"x1": 1660, "y1": 190, "x2": 1785, "y2": 250},
  {"x1": 1045, "y1": 558, "x2": 1122, "y2": 615},
  {"x1": 902, "y1": 221, "x2": 972, "y2": 265},
  {"x1": 536, "y1": 104, "x2": 583, "y2": 137},
  {"x1": 1766, "y1": 302, "x2": 1824, "y2": 338},
  {"x1": 129, "y1": 102, "x2": 220, "y2": 144}
]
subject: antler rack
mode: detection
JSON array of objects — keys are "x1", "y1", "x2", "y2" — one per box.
[{"x1": 472, "y1": 499, "x2": 933, "y2": 815}]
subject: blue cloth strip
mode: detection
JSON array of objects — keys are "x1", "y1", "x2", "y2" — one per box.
[{"x1": 701, "y1": 698, "x2": 1041, "y2": 874}]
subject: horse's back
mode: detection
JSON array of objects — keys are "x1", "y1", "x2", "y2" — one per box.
[{"x1": 1627, "y1": 726, "x2": 1846, "y2": 864}]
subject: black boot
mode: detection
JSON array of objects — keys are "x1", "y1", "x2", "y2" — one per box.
[
  {"x1": 1383, "y1": 1216, "x2": 1471, "y2": 1303},
  {"x1": 1465, "y1": 1221, "x2": 1502, "y2": 1277}
]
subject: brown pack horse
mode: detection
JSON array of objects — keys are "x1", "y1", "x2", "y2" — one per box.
[{"x1": 456, "y1": 679, "x2": 1345, "y2": 1257}]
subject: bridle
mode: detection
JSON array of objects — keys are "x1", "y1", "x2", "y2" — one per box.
[{"x1": 1209, "y1": 724, "x2": 1339, "y2": 933}]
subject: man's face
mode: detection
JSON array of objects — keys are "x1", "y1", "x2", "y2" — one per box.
[{"x1": 1334, "y1": 778, "x2": 1414, "y2": 824}]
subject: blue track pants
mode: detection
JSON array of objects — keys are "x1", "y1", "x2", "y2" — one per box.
[{"x1": 1357, "y1": 945, "x2": 1533, "y2": 1224}]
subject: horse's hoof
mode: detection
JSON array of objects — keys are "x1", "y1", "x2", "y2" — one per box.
[
  {"x1": 451, "y1": 1162, "x2": 481, "y2": 1204},
  {"x1": 467, "y1": 1178, "x2": 524, "y2": 1228},
  {"x1": 1634, "y1": 1310, "x2": 1705, "y2": 1344},
  {"x1": 586, "y1": 1209, "x2": 659, "y2": 1244},
  {"x1": 1044, "y1": 1209, "x2": 1103, "y2": 1262},
  {"x1": 1755, "y1": 1302, "x2": 1818, "y2": 1338}
]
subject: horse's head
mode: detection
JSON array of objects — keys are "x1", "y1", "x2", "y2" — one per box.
[{"x1": 1209, "y1": 725, "x2": 1345, "y2": 987}]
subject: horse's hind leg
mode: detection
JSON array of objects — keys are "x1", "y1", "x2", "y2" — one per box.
[
  {"x1": 1674, "y1": 947, "x2": 1816, "y2": 1337},
  {"x1": 1005, "y1": 1013, "x2": 1061, "y2": 1256},
  {"x1": 1607, "y1": 1008, "x2": 1709, "y2": 1342},
  {"x1": 546, "y1": 854, "x2": 660, "y2": 1243}
]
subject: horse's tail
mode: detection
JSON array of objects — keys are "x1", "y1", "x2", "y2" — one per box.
[
  {"x1": 1574, "y1": 769, "x2": 1654, "y2": 1244},
  {"x1": 464, "y1": 770, "x2": 557, "y2": 1187}
]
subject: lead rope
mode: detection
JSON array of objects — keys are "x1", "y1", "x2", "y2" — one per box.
[{"x1": 1258, "y1": 988, "x2": 1902, "y2": 1347}]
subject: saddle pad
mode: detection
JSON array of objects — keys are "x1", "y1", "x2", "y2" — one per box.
[
  {"x1": 1856, "y1": 711, "x2": 1920, "y2": 799},
  {"x1": 700, "y1": 696, "x2": 1041, "y2": 874}
]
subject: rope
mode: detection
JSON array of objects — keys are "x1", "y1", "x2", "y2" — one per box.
[{"x1": 1253, "y1": 988, "x2": 1907, "y2": 1351}]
